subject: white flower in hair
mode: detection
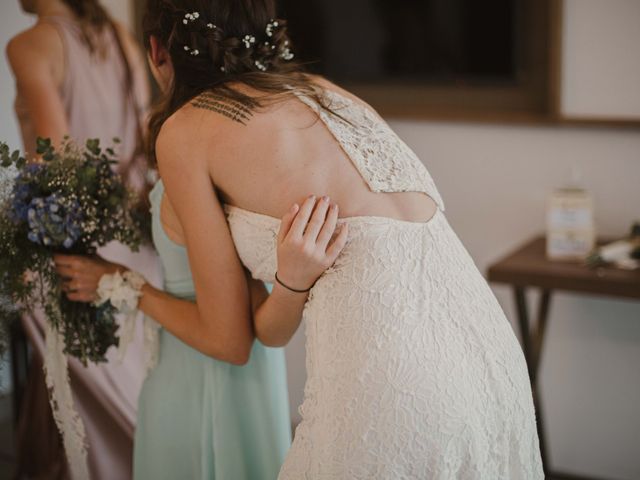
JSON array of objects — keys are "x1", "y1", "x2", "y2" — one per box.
[
  {"x1": 243, "y1": 35, "x2": 256, "y2": 48},
  {"x1": 184, "y1": 11, "x2": 199, "y2": 24},
  {"x1": 265, "y1": 19, "x2": 279, "y2": 37},
  {"x1": 280, "y1": 41, "x2": 294, "y2": 61}
]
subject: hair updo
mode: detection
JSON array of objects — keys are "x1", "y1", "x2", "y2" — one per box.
[
  {"x1": 143, "y1": 0, "x2": 335, "y2": 165},
  {"x1": 176, "y1": 13, "x2": 295, "y2": 76}
]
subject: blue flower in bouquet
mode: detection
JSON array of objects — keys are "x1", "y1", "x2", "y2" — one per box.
[
  {"x1": 27, "y1": 194, "x2": 83, "y2": 248},
  {"x1": 10, "y1": 183, "x2": 32, "y2": 223},
  {"x1": 9, "y1": 164, "x2": 45, "y2": 223}
]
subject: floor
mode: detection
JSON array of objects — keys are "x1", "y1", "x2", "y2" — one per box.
[{"x1": 0, "y1": 393, "x2": 15, "y2": 480}]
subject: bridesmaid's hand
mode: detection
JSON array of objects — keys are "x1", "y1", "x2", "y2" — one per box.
[
  {"x1": 276, "y1": 194, "x2": 348, "y2": 291},
  {"x1": 53, "y1": 254, "x2": 124, "y2": 303}
]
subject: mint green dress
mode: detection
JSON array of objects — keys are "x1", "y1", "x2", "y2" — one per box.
[{"x1": 133, "y1": 180, "x2": 291, "y2": 479}]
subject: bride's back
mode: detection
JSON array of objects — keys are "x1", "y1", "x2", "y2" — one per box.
[{"x1": 159, "y1": 78, "x2": 438, "y2": 242}]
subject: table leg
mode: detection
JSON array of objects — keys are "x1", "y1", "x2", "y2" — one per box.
[
  {"x1": 533, "y1": 290, "x2": 551, "y2": 384},
  {"x1": 513, "y1": 287, "x2": 551, "y2": 472}
]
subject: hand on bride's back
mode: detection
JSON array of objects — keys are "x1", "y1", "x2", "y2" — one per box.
[{"x1": 276, "y1": 194, "x2": 349, "y2": 291}]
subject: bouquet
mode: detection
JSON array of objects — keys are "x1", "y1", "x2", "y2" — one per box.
[{"x1": 0, "y1": 137, "x2": 145, "y2": 364}]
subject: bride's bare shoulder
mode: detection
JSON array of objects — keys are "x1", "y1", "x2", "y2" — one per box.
[
  {"x1": 156, "y1": 86, "x2": 276, "y2": 170},
  {"x1": 158, "y1": 90, "x2": 253, "y2": 148},
  {"x1": 170, "y1": 90, "x2": 255, "y2": 129}
]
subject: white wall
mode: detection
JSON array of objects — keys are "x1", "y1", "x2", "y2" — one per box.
[
  {"x1": 101, "y1": 0, "x2": 133, "y2": 29},
  {"x1": 0, "y1": 3, "x2": 33, "y2": 150},
  {"x1": 562, "y1": 0, "x2": 640, "y2": 119}
]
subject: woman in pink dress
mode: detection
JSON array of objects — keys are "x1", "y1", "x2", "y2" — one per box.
[{"x1": 7, "y1": 0, "x2": 158, "y2": 478}]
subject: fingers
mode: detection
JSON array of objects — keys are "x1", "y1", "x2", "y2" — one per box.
[
  {"x1": 61, "y1": 277, "x2": 98, "y2": 291},
  {"x1": 302, "y1": 196, "x2": 331, "y2": 243},
  {"x1": 316, "y1": 203, "x2": 339, "y2": 250},
  {"x1": 53, "y1": 254, "x2": 80, "y2": 267},
  {"x1": 61, "y1": 277, "x2": 97, "y2": 303},
  {"x1": 65, "y1": 290, "x2": 97, "y2": 303},
  {"x1": 53, "y1": 255, "x2": 102, "y2": 303},
  {"x1": 54, "y1": 263, "x2": 75, "y2": 278},
  {"x1": 326, "y1": 223, "x2": 349, "y2": 262},
  {"x1": 277, "y1": 203, "x2": 300, "y2": 244},
  {"x1": 287, "y1": 195, "x2": 317, "y2": 240}
]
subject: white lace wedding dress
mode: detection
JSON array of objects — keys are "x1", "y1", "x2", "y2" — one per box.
[{"x1": 223, "y1": 90, "x2": 544, "y2": 479}]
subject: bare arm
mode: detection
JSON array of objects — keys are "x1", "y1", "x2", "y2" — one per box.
[
  {"x1": 137, "y1": 117, "x2": 255, "y2": 363},
  {"x1": 6, "y1": 24, "x2": 69, "y2": 148}
]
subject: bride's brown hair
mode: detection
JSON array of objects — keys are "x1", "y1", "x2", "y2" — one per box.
[{"x1": 143, "y1": 0, "x2": 332, "y2": 164}]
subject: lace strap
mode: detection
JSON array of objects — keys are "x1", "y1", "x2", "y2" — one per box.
[{"x1": 293, "y1": 89, "x2": 445, "y2": 211}]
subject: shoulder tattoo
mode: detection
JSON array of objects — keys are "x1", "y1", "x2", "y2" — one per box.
[{"x1": 191, "y1": 92, "x2": 253, "y2": 125}]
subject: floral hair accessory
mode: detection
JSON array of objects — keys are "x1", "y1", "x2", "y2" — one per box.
[
  {"x1": 183, "y1": 45, "x2": 199, "y2": 56},
  {"x1": 265, "y1": 19, "x2": 279, "y2": 37},
  {"x1": 280, "y1": 40, "x2": 294, "y2": 61},
  {"x1": 178, "y1": 14, "x2": 294, "y2": 71},
  {"x1": 183, "y1": 11, "x2": 199, "y2": 24},
  {"x1": 242, "y1": 34, "x2": 256, "y2": 48}
]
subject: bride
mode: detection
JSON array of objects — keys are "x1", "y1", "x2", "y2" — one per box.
[{"x1": 58, "y1": 0, "x2": 544, "y2": 478}]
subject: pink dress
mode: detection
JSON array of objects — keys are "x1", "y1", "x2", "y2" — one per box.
[{"x1": 14, "y1": 16, "x2": 160, "y2": 480}]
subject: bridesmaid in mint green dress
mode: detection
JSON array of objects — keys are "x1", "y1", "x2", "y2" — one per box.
[
  {"x1": 53, "y1": 1, "x2": 351, "y2": 478},
  {"x1": 133, "y1": 180, "x2": 291, "y2": 479}
]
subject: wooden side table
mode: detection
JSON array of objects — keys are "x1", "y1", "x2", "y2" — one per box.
[{"x1": 487, "y1": 236, "x2": 640, "y2": 480}]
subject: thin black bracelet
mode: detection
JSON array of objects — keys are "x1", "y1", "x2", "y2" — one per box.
[{"x1": 275, "y1": 271, "x2": 315, "y2": 293}]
